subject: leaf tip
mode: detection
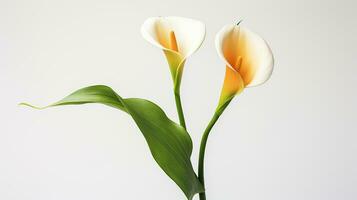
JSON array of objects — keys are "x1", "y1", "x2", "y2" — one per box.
[{"x1": 18, "y1": 102, "x2": 46, "y2": 109}]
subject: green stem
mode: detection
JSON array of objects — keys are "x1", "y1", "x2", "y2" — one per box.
[
  {"x1": 174, "y1": 91, "x2": 186, "y2": 130},
  {"x1": 198, "y1": 100, "x2": 232, "y2": 200}
]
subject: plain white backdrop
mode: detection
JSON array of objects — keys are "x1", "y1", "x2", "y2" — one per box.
[{"x1": 1, "y1": 0, "x2": 356, "y2": 199}]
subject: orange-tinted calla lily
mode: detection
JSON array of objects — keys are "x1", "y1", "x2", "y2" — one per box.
[
  {"x1": 215, "y1": 24, "x2": 274, "y2": 108},
  {"x1": 141, "y1": 16, "x2": 205, "y2": 91}
]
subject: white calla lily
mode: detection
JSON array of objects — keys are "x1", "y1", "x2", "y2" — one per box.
[
  {"x1": 141, "y1": 16, "x2": 206, "y2": 90},
  {"x1": 215, "y1": 24, "x2": 274, "y2": 107}
]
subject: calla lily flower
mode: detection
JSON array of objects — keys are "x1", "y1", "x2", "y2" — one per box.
[
  {"x1": 215, "y1": 23, "x2": 274, "y2": 108},
  {"x1": 141, "y1": 16, "x2": 206, "y2": 91}
]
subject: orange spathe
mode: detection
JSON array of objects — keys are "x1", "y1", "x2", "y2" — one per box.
[
  {"x1": 142, "y1": 16, "x2": 205, "y2": 90},
  {"x1": 216, "y1": 24, "x2": 274, "y2": 108}
]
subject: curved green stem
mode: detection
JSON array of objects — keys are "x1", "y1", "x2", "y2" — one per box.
[
  {"x1": 174, "y1": 91, "x2": 186, "y2": 130},
  {"x1": 198, "y1": 100, "x2": 232, "y2": 200}
]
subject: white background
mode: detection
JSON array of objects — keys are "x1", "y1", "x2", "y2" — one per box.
[{"x1": 1, "y1": 0, "x2": 356, "y2": 199}]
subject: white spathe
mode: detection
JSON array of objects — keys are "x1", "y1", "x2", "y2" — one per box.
[
  {"x1": 215, "y1": 24, "x2": 274, "y2": 87},
  {"x1": 141, "y1": 16, "x2": 206, "y2": 59}
]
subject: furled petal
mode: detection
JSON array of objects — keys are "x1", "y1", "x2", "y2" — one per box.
[
  {"x1": 141, "y1": 17, "x2": 205, "y2": 89},
  {"x1": 218, "y1": 66, "x2": 245, "y2": 108},
  {"x1": 215, "y1": 24, "x2": 274, "y2": 87},
  {"x1": 141, "y1": 16, "x2": 206, "y2": 59}
]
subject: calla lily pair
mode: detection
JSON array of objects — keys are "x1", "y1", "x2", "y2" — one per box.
[
  {"x1": 141, "y1": 17, "x2": 274, "y2": 111},
  {"x1": 22, "y1": 16, "x2": 274, "y2": 200},
  {"x1": 141, "y1": 16, "x2": 274, "y2": 200}
]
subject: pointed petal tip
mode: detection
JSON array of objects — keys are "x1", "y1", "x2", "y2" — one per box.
[{"x1": 236, "y1": 19, "x2": 243, "y2": 26}]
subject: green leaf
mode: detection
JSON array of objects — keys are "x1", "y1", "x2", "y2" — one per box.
[{"x1": 20, "y1": 85, "x2": 204, "y2": 199}]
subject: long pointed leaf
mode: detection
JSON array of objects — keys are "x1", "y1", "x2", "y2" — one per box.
[{"x1": 21, "y1": 85, "x2": 204, "y2": 199}]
